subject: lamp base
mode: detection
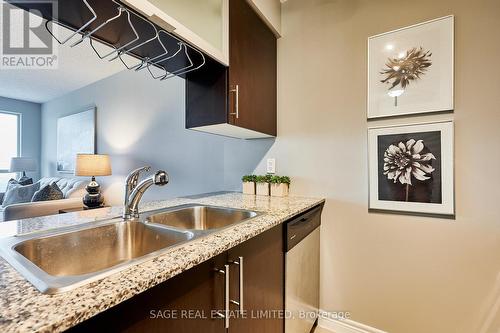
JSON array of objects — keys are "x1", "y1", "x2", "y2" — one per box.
[
  {"x1": 83, "y1": 177, "x2": 104, "y2": 208},
  {"x1": 17, "y1": 171, "x2": 33, "y2": 185}
]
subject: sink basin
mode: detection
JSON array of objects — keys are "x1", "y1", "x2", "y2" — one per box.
[
  {"x1": 143, "y1": 204, "x2": 259, "y2": 231},
  {"x1": 0, "y1": 204, "x2": 260, "y2": 294},
  {"x1": 15, "y1": 221, "x2": 192, "y2": 276},
  {"x1": 0, "y1": 220, "x2": 193, "y2": 294}
]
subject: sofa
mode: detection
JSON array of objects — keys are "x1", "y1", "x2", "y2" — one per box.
[{"x1": 0, "y1": 177, "x2": 86, "y2": 222}]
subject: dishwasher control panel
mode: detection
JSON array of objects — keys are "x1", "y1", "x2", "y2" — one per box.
[{"x1": 285, "y1": 204, "x2": 323, "y2": 251}]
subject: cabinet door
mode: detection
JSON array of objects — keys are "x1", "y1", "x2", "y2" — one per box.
[
  {"x1": 67, "y1": 254, "x2": 228, "y2": 333},
  {"x1": 228, "y1": 0, "x2": 277, "y2": 136},
  {"x1": 227, "y1": 224, "x2": 284, "y2": 333}
]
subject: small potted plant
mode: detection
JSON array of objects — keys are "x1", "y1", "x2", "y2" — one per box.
[
  {"x1": 270, "y1": 176, "x2": 290, "y2": 197},
  {"x1": 241, "y1": 175, "x2": 257, "y2": 195},
  {"x1": 255, "y1": 174, "x2": 272, "y2": 196}
]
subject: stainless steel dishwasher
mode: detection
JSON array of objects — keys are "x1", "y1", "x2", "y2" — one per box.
[{"x1": 285, "y1": 204, "x2": 323, "y2": 333}]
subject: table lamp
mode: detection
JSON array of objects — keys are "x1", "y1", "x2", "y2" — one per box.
[
  {"x1": 9, "y1": 157, "x2": 37, "y2": 183},
  {"x1": 75, "y1": 154, "x2": 112, "y2": 208}
]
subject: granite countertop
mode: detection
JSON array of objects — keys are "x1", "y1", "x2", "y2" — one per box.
[{"x1": 0, "y1": 193, "x2": 324, "y2": 333}]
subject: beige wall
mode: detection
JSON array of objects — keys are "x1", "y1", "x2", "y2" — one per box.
[{"x1": 254, "y1": 0, "x2": 500, "y2": 332}]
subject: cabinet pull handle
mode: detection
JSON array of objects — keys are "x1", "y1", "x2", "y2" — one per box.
[
  {"x1": 216, "y1": 265, "x2": 230, "y2": 329},
  {"x1": 229, "y1": 84, "x2": 239, "y2": 119},
  {"x1": 230, "y1": 256, "x2": 244, "y2": 311}
]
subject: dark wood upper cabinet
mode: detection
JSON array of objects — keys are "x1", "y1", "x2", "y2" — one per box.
[
  {"x1": 11, "y1": 0, "x2": 276, "y2": 139},
  {"x1": 186, "y1": 0, "x2": 277, "y2": 139},
  {"x1": 227, "y1": 0, "x2": 277, "y2": 136}
]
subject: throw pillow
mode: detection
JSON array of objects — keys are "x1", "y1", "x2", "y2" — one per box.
[
  {"x1": 2, "y1": 179, "x2": 30, "y2": 205},
  {"x1": 2, "y1": 182, "x2": 41, "y2": 207},
  {"x1": 5, "y1": 179, "x2": 17, "y2": 192},
  {"x1": 5, "y1": 178, "x2": 33, "y2": 193},
  {"x1": 32, "y1": 183, "x2": 64, "y2": 202}
]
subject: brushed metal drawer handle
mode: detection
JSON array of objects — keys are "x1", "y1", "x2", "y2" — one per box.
[
  {"x1": 215, "y1": 264, "x2": 230, "y2": 329},
  {"x1": 230, "y1": 256, "x2": 244, "y2": 311}
]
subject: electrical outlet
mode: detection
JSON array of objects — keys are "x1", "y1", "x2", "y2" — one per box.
[{"x1": 267, "y1": 158, "x2": 276, "y2": 174}]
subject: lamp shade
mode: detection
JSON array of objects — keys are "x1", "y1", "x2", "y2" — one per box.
[
  {"x1": 75, "y1": 154, "x2": 112, "y2": 177},
  {"x1": 9, "y1": 157, "x2": 37, "y2": 172}
]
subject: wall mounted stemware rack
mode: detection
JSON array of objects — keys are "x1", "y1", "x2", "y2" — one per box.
[{"x1": 7, "y1": 0, "x2": 208, "y2": 80}]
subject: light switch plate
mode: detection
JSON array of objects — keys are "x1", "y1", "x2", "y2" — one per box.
[{"x1": 267, "y1": 158, "x2": 276, "y2": 174}]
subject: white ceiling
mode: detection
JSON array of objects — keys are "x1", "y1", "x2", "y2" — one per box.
[{"x1": 0, "y1": 1, "x2": 129, "y2": 104}]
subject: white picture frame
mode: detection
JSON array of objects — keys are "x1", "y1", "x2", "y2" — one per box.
[
  {"x1": 367, "y1": 16, "x2": 454, "y2": 119},
  {"x1": 368, "y1": 121, "x2": 454, "y2": 216},
  {"x1": 56, "y1": 107, "x2": 96, "y2": 173}
]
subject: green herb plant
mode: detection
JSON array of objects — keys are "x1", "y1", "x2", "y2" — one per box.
[
  {"x1": 269, "y1": 175, "x2": 291, "y2": 185},
  {"x1": 280, "y1": 176, "x2": 291, "y2": 185},
  {"x1": 242, "y1": 175, "x2": 257, "y2": 182},
  {"x1": 250, "y1": 174, "x2": 290, "y2": 184},
  {"x1": 255, "y1": 175, "x2": 272, "y2": 183}
]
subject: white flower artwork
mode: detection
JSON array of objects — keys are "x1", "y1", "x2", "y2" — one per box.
[{"x1": 367, "y1": 16, "x2": 454, "y2": 118}]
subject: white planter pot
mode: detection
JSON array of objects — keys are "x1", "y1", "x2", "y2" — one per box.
[
  {"x1": 242, "y1": 181, "x2": 255, "y2": 195},
  {"x1": 256, "y1": 182, "x2": 270, "y2": 196},
  {"x1": 271, "y1": 183, "x2": 289, "y2": 197}
]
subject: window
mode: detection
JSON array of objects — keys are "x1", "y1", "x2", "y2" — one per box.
[{"x1": 0, "y1": 112, "x2": 20, "y2": 190}]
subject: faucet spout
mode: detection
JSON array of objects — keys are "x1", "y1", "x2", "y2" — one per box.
[
  {"x1": 124, "y1": 166, "x2": 150, "y2": 212},
  {"x1": 123, "y1": 170, "x2": 169, "y2": 219}
]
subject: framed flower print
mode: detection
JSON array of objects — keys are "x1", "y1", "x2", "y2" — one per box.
[
  {"x1": 368, "y1": 121, "x2": 454, "y2": 216},
  {"x1": 367, "y1": 16, "x2": 454, "y2": 119}
]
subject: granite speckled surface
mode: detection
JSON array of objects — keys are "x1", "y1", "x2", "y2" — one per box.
[{"x1": 0, "y1": 193, "x2": 324, "y2": 333}]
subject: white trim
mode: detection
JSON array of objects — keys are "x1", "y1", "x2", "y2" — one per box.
[
  {"x1": 318, "y1": 311, "x2": 388, "y2": 333},
  {"x1": 366, "y1": 119, "x2": 453, "y2": 130},
  {"x1": 189, "y1": 123, "x2": 274, "y2": 139}
]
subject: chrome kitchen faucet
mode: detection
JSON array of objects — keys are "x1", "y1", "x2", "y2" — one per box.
[{"x1": 123, "y1": 167, "x2": 169, "y2": 219}]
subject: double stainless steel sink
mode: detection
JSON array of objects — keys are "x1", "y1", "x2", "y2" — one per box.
[{"x1": 0, "y1": 204, "x2": 259, "y2": 294}]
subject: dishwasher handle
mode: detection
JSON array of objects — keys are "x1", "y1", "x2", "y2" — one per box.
[{"x1": 286, "y1": 204, "x2": 323, "y2": 251}]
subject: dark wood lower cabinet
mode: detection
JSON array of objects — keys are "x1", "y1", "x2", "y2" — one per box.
[
  {"x1": 228, "y1": 225, "x2": 284, "y2": 333},
  {"x1": 67, "y1": 224, "x2": 284, "y2": 333},
  {"x1": 67, "y1": 253, "x2": 227, "y2": 333}
]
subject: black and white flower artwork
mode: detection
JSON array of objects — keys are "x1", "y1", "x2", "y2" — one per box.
[
  {"x1": 368, "y1": 121, "x2": 454, "y2": 216},
  {"x1": 378, "y1": 132, "x2": 441, "y2": 204}
]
